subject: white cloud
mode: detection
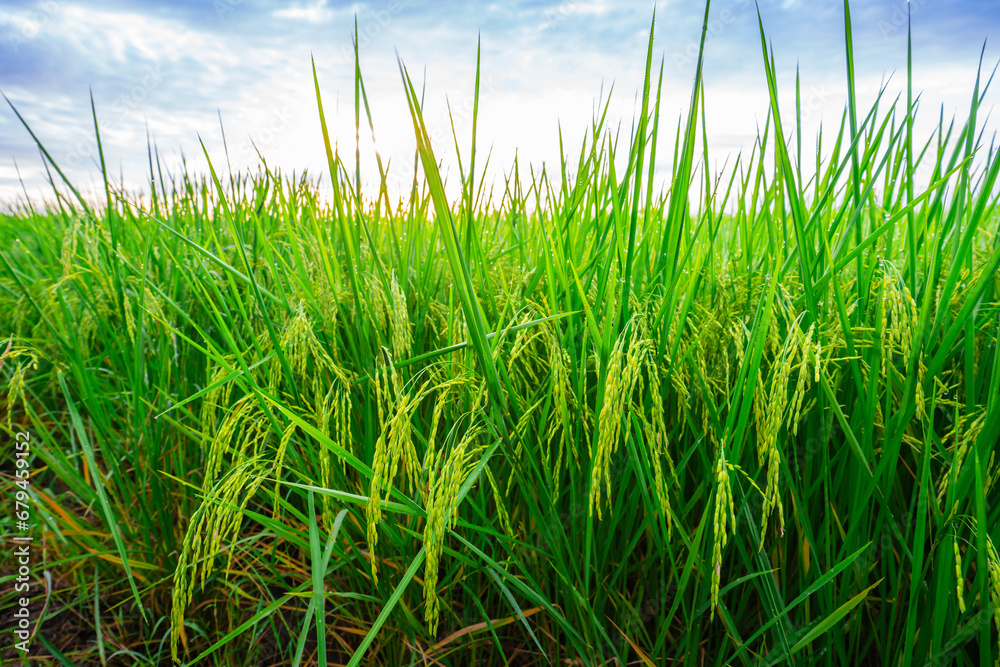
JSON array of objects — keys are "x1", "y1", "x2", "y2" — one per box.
[
  {"x1": 273, "y1": 0, "x2": 333, "y2": 24},
  {"x1": 559, "y1": 0, "x2": 613, "y2": 17},
  {"x1": 2, "y1": 0, "x2": 998, "y2": 207}
]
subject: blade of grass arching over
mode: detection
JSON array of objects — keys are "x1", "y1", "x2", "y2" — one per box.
[
  {"x1": 2, "y1": 93, "x2": 95, "y2": 220},
  {"x1": 265, "y1": 399, "x2": 376, "y2": 487},
  {"x1": 36, "y1": 636, "x2": 74, "y2": 667},
  {"x1": 278, "y1": 480, "x2": 400, "y2": 514},
  {"x1": 58, "y1": 371, "x2": 147, "y2": 622},
  {"x1": 398, "y1": 58, "x2": 512, "y2": 423}
]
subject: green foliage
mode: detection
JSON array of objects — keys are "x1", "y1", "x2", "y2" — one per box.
[{"x1": 1, "y1": 3, "x2": 999, "y2": 665}]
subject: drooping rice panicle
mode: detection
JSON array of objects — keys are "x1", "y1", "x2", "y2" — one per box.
[
  {"x1": 590, "y1": 319, "x2": 648, "y2": 519},
  {"x1": 711, "y1": 447, "x2": 736, "y2": 621},
  {"x1": 953, "y1": 532, "x2": 966, "y2": 614},
  {"x1": 423, "y1": 421, "x2": 484, "y2": 635}
]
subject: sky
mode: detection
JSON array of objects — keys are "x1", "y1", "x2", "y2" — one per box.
[{"x1": 1, "y1": 0, "x2": 999, "y2": 209}]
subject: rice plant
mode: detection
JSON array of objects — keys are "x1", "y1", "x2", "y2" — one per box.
[{"x1": 1, "y1": 1, "x2": 998, "y2": 665}]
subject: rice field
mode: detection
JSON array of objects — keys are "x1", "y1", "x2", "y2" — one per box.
[{"x1": 1, "y1": 3, "x2": 999, "y2": 666}]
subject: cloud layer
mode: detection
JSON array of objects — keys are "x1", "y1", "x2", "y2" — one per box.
[{"x1": 1, "y1": 0, "x2": 998, "y2": 207}]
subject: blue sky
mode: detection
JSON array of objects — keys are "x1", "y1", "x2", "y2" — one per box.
[{"x1": 1, "y1": 0, "x2": 998, "y2": 206}]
